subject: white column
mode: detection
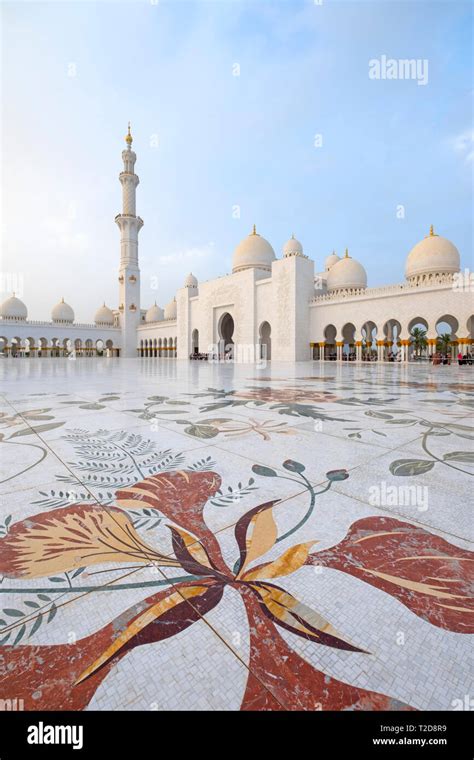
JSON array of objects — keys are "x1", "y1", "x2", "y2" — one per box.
[{"x1": 399, "y1": 340, "x2": 409, "y2": 362}]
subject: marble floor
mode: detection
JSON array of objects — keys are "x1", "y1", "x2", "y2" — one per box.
[{"x1": 0, "y1": 358, "x2": 472, "y2": 711}]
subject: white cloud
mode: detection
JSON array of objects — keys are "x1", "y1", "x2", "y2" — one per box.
[{"x1": 451, "y1": 130, "x2": 474, "y2": 163}]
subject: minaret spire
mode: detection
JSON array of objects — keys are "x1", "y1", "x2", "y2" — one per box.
[
  {"x1": 116, "y1": 124, "x2": 143, "y2": 358},
  {"x1": 125, "y1": 122, "x2": 133, "y2": 148}
]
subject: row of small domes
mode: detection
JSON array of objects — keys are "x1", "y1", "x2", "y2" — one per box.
[
  {"x1": 0, "y1": 292, "x2": 183, "y2": 325},
  {"x1": 145, "y1": 298, "x2": 177, "y2": 322},
  {"x1": 144, "y1": 275, "x2": 197, "y2": 322},
  {"x1": 0, "y1": 296, "x2": 116, "y2": 325}
]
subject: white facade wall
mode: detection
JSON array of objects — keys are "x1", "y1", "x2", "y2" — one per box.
[{"x1": 271, "y1": 256, "x2": 316, "y2": 361}]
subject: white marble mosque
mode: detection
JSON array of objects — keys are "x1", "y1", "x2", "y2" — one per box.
[{"x1": 1, "y1": 126, "x2": 472, "y2": 362}]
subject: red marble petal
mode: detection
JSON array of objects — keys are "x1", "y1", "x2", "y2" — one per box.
[
  {"x1": 0, "y1": 580, "x2": 223, "y2": 711},
  {"x1": 239, "y1": 586, "x2": 414, "y2": 711},
  {"x1": 116, "y1": 471, "x2": 229, "y2": 574},
  {"x1": 307, "y1": 516, "x2": 474, "y2": 633}
]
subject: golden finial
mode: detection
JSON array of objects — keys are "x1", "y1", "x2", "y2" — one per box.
[
  {"x1": 252, "y1": 224, "x2": 257, "y2": 235},
  {"x1": 430, "y1": 224, "x2": 434, "y2": 236},
  {"x1": 344, "y1": 248, "x2": 349, "y2": 258},
  {"x1": 125, "y1": 122, "x2": 133, "y2": 145}
]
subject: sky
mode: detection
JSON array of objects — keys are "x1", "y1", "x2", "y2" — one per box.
[{"x1": 1, "y1": 0, "x2": 473, "y2": 322}]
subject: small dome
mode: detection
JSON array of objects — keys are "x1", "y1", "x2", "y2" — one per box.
[
  {"x1": 164, "y1": 297, "x2": 177, "y2": 320},
  {"x1": 51, "y1": 297, "x2": 74, "y2": 323},
  {"x1": 184, "y1": 272, "x2": 198, "y2": 288},
  {"x1": 283, "y1": 235, "x2": 303, "y2": 257},
  {"x1": 94, "y1": 303, "x2": 114, "y2": 325},
  {"x1": 0, "y1": 294, "x2": 27, "y2": 321},
  {"x1": 145, "y1": 302, "x2": 164, "y2": 323},
  {"x1": 405, "y1": 226, "x2": 460, "y2": 282},
  {"x1": 232, "y1": 225, "x2": 276, "y2": 273},
  {"x1": 326, "y1": 250, "x2": 367, "y2": 292},
  {"x1": 325, "y1": 251, "x2": 340, "y2": 271}
]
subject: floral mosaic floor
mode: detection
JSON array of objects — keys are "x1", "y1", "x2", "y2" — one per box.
[{"x1": 0, "y1": 358, "x2": 472, "y2": 711}]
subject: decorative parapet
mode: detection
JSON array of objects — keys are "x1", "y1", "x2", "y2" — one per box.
[
  {"x1": 310, "y1": 278, "x2": 455, "y2": 304},
  {"x1": 137, "y1": 319, "x2": 177, "y2": 332},
  {"x1": 114, "y1": 214, "x2": 144, "y2": 224},
  {"x1": 0, "y1": 319, "x2": 119, "y2": 329}
]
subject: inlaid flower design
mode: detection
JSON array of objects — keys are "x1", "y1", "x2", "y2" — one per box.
[
  {"x1": 0, "y1": 467, "x2": 472, "y2": 711},
  {"x1": 234, "y1": 387, "x2": 340, "y2": 404},
  {"x1": 0, "y1": 409, "x2": 55, "y2": 428}
]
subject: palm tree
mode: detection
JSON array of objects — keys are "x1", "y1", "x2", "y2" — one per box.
[
  {"x1": 410, "y1": 327, "x2": 427, "y2": 357},
  {"x1": 437, "y1": 333, "x2": 452, "y2": 356}
]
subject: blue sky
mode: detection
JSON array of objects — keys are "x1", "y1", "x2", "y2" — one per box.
[{"x1": 2, "y1": 0, "x2": 472, "y2": 321}]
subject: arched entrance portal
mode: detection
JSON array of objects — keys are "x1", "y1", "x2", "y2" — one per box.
[
  {"x1": 436, "y1": 314, "x2": 459, "y2": 359},
  {"x1": 259, "y1": 321, "x2": 271, "y2": 360},
  {"x1": 218, "y1": 313, "x2": 234, "y2": 359}
]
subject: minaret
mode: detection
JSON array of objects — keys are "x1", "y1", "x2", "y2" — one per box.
[{"x1": 116, "y1": 123, "x2": 143, "y2": 358}]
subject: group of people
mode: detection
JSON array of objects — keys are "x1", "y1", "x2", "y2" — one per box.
[
  {"x1": 457, "y1": 352, "x2": 473, "y2": 366},
  {"x1": 430, "y1": 352, "x2": 473, "y2": 366},
  {"x1": 326, "y1": 352, "x2": 396, "y2": 362}
]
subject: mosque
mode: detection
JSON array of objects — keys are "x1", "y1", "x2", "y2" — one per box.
[{"x1": 1, "y1": 126, "x2": 472, "y2": 361}]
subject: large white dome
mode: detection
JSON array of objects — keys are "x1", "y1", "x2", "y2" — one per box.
[
  {"x1": 325, "y1": 251, "x2": 340, "y2": 271},
  {"x1": 145, "y1": 302, "x2": 164, "y2": 323},
  {"x1": 232, "y1": 226, "x2": 276, "y2": 273},
  {"x1": 0, "y1": 294, "x2": 27, "y2": 321},
  {"x1": 52, "y1": 298, "x2": 74, "y2": 323},
  {"x1": 326, "y1": 251, "x2": 367, "y2": 292},
  {"x1": 164, "y1": 297, "x2": 177, "y2": 320},
  {"x1": 405, "y1": 226, "x2": 460, "y2": 283},
  {"x1": 283, "y1": 235, "x2": 303, "y2": 257},
  {"x1": 94, "y1": 303, "x2": 114, "y2": 325},
  {"x1": 184, "y1": 272, "x2": 198, "y2": 288}
]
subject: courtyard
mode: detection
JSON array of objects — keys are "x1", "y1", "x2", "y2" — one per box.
[{"x1": 0, "y1": 358, "x2": 472, "y2": 711}]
